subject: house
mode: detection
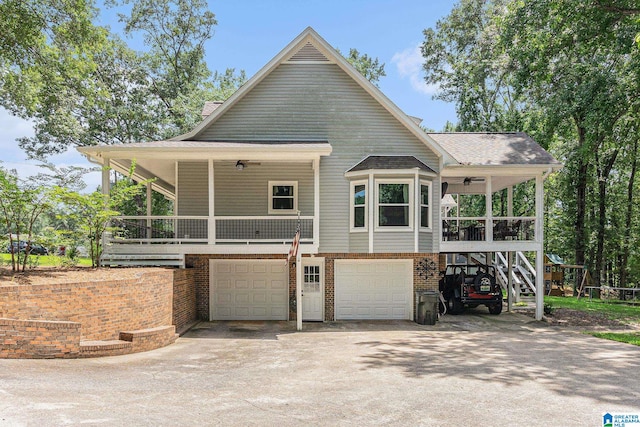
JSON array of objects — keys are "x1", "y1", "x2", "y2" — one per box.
[{"x1": 78, "y1": 27, "x2": 561, "y2": 324}]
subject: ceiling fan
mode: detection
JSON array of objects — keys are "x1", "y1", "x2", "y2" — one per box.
[
  {"x1": 463, "y1": 177, "x2": 484, "y2": 186},
  {"x1": 234, "y1": 160, "x2": 261, "y2": 170}
]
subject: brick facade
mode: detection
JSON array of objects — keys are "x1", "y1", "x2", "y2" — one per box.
[
  {"x1": 1, "y1": 269, "x2": 192, "y2": 359},
  {"x1": 173, "y1": 269, "x2": 197, "y2": 334},
  {"x1": 0, "y1": 318, "x2": 81, "y2": 359},
  {"x1": 187, "y1": 252, "x2": 442, "y2": 322}
]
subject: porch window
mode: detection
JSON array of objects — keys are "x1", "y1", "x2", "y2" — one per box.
[
  {"x1": 420, "y1": 181, "x2": 432, "y2": 230},
  {"x1": 350, "y1": 181, "x2": 367, "y2": 231},
  {"x1": 268, "y1": 181, "x2": 298, "y2": 214},
  {"x1": 376, "y1": 180, "x2": 413, "y2": 229}
]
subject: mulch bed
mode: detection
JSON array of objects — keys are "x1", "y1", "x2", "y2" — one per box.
[{"x1": 520, "y1": 307, "x2": 635, "y2": 330}]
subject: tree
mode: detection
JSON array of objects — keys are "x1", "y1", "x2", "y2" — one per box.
[
  {"x1": 0, "y1": 165, "x2": 52, "y2": 271},
  {"x1": 421, "y1": 0, "x2": 525, "y2": 132},
  {"x1": 502, "y1": 0, "x2": 640, "y2": 285},
  {"x1": 339, "y1": 48, "x2": 386, "y2": 86},
  {"x1": 0, "y1": 0, "x2": 245, "y2": 158},
  {"x1": 52, "y1": 168, "x2": 148, "y2": 267}
]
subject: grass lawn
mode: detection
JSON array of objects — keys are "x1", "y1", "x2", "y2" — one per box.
[
  {"x1": 0, "y1": 253, "x2": 92, "y2": 267},
  {"x1": 545, "y1": 295, "x2": 640, "y2": 321},
  {"x1": 545, "y1": 296, "x2": 640, "y2": 346},
  {"x1": 588, "y1": 332, "x2": 640, "y2": 346}
]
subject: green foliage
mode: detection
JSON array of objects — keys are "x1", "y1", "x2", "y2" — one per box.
[
  {"x1": 0, "y1": 165, "x2": 53, "y2": 271},
  {"x1": 339, "y1": 48, "x2": 386, "y2": 86},
  {"x1": 425, "y1": 0, "x2": 640, "y2": 288},
  {"x1": 52, "y1": 166, "x2": 148, "y2": 267},
  {"x1": 544, "y1": 296, "x2": 640, "y2": 322},
  {"x1": 0, "y1": 0, "x2": 245, "y2": 158},
  {"x1": 421, "y1": 0, "x2": 526, "y2": 132},
  {"x1": 587, "y1": 332, "x2": 640, "y2": 346}
]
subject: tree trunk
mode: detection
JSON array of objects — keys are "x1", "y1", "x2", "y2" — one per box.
[
  {"x1": 574, "y1": 125, "x2": 588, "y2": 294},
  {"x1": 594, "y1": 148, "x2": 619, "y2": 287},
  {"x1": 620, "y1": 138, "x2": 638, "y2": 287}
]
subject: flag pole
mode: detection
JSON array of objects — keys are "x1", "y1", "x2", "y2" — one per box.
[{"x1": 296, "y1": 210, "x2": 303, "y2": 331}]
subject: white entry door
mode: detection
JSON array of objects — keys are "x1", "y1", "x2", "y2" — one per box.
[{"x1": 302, "y1": 259, "x2": 324, "y2": 321}]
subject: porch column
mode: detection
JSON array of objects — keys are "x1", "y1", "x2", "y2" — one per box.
[
  {"x1": 485, "y1": 176, "x2": 493, "y2": 242},
  {"x1": 414, "y1": 171, "x2": 420, "y2": 252},
  {"x1": 507, "y1": 251, "x2": 513, "y2": 312},
  {"x1": 507, "y1": 186, "x2": 513, "y2": 217},
  {"x1": 101, "y1": 159, "x2": 110, "y2": 195},
  {"x1": 208, "y1": 159, "x2": 215, "y2": 245},
  {"x1": 535, "y1": 174, "x2": 544, "y2": 320},
  {"x1": 313, "y1": 159, "x2": 320, "y2": 248},
  {"x1": 101, "y1": 159, "x2": 110, "y2": 250},
  {"x1": 146, "y1": 182, "x2": 152, "y2": 239}
]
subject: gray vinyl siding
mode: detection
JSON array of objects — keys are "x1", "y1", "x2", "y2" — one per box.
[
  {"x1": 349, "y1": 232, "x2": 369, "y2": 252},
  {"x1": 195, "y1": 63, "x2": 440, "y2": 253},
  {"x1": 177, "y1": 161, "x2": 208, "y2": 216},
  {"x1": 213, "y1": 162, "x2": 314, "y2": 216},
  {"x1": 373, "y1": 232, "x2": 414, "y2": 253}
]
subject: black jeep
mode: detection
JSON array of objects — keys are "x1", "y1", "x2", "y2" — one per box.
[{"x1": 439, "y1": 264, "x2": 503, "y2": 315}]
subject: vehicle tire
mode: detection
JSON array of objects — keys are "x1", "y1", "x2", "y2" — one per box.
[
  {"x1": 488, "y1": 303, "x2": 503, "y2": 315},
  {"x1": 474, "y1": 272, "x2": 495, "y2": 292},
  {"x1": 448, "y1": 296, "x2": 464, "y2": 315}
]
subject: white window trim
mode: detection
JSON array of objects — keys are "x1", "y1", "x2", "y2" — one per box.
[
  {"x1": 268, "y1": 181, "x2": 298, "y2": 214},
  {"x1": 375, "y1": 179, "x2": 414, "y2": 231},
  {"x1": 420, "y1": 180, "x2": 433, "y2": 231},
  {"x1": 350, "y1": 180, "x2": 368, "y2": 232}
]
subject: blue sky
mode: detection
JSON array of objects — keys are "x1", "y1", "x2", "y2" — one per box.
[{"x1": 0, "y1": 0, "x2": 458, "y2": 191}]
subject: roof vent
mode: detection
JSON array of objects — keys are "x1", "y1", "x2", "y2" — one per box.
[{"x1": 287, "y1": 42, "x2": 330, "y2": 62}]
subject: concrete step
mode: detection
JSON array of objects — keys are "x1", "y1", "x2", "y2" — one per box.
[{"x1": 79, "y1": 339, "x2": 133, "y2": 358}]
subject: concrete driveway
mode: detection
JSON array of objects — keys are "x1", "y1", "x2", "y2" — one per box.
[{"x1": 1, "y1": 312, "x2": 639, "y2": 426}]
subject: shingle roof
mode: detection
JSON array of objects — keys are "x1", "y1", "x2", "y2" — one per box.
[
  {"x1": 347, "y1": 155, "x2": 436, "y2": 173},
  {"x1": 427, "y1": 132, "x2": 560, "y2": 166}
]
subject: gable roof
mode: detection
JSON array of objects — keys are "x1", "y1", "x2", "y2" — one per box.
[
  {"x1": 174, "y1": 27, "x2": 456, "y2": 164},
  {"x1": 346, "y1": 155, "x2": 436, "y2": 174},
  {"x1": 427, "y1": 132, "x2": 561, "y2": 167}
]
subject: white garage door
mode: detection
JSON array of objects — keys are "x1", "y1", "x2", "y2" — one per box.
[
  {"x1": 335, "y1": 260, "x2": 413, "y2": 320},
  {"x1": 210, "y1": 260, "x2": 288, "y2": 320}
]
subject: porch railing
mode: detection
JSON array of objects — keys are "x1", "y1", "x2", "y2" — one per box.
[
  {"x1": 215, "y1": 216, "x2": 313, "y2": 243},
  {"x1": 109, "y1": 216, "x2": 209, "y2": 243},
  {"x1": 107, "y1": 215, "x2": 313, "y2": 244},
  {"x1": 442, "y1": 217, "x2": 535, "y2": 242}
]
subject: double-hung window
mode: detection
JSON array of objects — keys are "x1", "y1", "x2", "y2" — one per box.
[
  {"x1": 268, "y1": 181, "x2": 297, "y2": 214},
  {"x1": 350, "y1": 181, "x2": 367, "y2": 231},
  {"x1": 420, "y1": 180, "x2": 432, "y2": 230},
  {"x1": 376, "y1": 180, "x2": 413, "y2": 229}
]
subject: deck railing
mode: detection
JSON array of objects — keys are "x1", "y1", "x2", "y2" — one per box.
[
  {"x1": 442, "y1": 216, "x2": 535, "y2": 242},
  {"x1": 108, "y1": 215, "x2": 313, "y2": 244}
]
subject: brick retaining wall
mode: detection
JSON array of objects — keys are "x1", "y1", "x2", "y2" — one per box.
[{"x1": 1, "y1": 268, "x2": 196, "y2": 359}]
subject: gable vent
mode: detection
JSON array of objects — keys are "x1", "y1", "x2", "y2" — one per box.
[{"x1": 287, "y1": 42, "x2": 330, "y2": 62}]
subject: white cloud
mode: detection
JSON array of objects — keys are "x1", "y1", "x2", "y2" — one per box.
[{"x1": 391, "y1": 45, "x2": 439, "y2": 95}]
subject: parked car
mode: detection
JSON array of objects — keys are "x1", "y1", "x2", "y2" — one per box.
[
  {"x1": 439, "y1": 263, "x2": 503, "y2": 315},
  {"x1": 6, "y1": 241, "x2": 49, "y2": 255}
]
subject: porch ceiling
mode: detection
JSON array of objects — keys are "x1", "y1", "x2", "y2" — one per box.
[{"x1": 443, "y1": 174, "x2": 537, "y2": 194}]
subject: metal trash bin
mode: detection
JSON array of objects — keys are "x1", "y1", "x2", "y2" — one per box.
[{"x1": 416, "y1": 291, "x2": 440, "y2": 325}]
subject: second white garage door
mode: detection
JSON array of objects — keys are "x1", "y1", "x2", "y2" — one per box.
[
  {"x1": 334, "y1": 259, "x2": 413, "y2": 320},
  {"x1": 210, "y1": 260, "x2": 288, "y2": 320}
]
